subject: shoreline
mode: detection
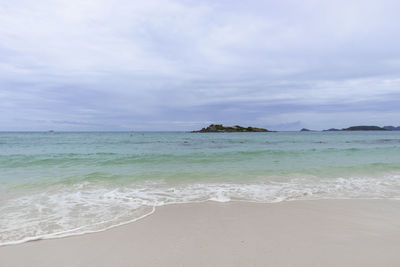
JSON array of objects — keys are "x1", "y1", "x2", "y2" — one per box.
[
  {"x1": 1, "y1": 197, "x2": 397, "y2": 247},
  {"x1": 1, "y1": 199, "x2": 400, "y2": 266}
]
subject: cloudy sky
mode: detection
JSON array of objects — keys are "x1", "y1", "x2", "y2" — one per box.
[{"x1": 1, "y1": 0, "x2": 400, "y2": 131}]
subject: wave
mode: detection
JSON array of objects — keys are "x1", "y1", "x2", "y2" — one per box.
[{"x1": 1, "y1": 174, "x2": 400, "y2": 246}]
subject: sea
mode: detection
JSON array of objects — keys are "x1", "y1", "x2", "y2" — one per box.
[{"x1": 1, "y1": 131, "x2": 400, "y2": 245}]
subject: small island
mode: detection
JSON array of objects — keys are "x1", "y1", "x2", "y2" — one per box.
[
  {"x1": 342, "y1": 126, "x2": 387, "y2": 131},
  {"x1": 192, "y1": 124, "x2": 272, "y2": 133}
]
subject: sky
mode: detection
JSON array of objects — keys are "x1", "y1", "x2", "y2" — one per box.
[{"x1": 1, "y1": 0, "x2": 400, "y2": 131}]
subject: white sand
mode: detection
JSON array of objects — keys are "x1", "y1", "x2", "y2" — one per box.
[{"x1": 1, "y1": 199, "x2": 400, "y2": 267}]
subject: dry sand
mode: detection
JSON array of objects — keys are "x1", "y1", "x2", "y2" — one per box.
[{"x1": 0, "y1": 199, "x2": 399, "y2": 267}]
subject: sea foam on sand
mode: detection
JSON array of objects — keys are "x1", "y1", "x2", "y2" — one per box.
[
  {"x1": 1, "y1": 175, "x2": 400, "y2": 246},
  {"x1": 0, "y1": 199, "x2": 399, "y2": 267}
]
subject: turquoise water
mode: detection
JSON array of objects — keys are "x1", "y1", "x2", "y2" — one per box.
[{"x1": 1, "y1": 131, "x2": 400, "y2": 245}]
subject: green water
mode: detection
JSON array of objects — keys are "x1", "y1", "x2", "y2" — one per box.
[{"x1": 1, "y1": 131, "x2": 400, "y2": 245}]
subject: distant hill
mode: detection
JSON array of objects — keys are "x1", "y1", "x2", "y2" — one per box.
[
  {"x1": 192, "y1": 124, "x2": 272, "y2": 133},
  {"x1": 342, "y1": 126, "x2": 387, "y2": 131},
  {"x1": 383, "y1": 126, "x2": 400, "y2": 131},
  {"x1": 300, "y1": 128, "x2": 311, "y2": 131}
]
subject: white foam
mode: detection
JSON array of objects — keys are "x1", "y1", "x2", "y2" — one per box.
[{"x1": 1, "y1": 175, "x2": 400, "y2": 246}]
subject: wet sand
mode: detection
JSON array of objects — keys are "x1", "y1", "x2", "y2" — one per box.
[{"x1": 1, "y1": 199, "x2": 400, "y2": 267}]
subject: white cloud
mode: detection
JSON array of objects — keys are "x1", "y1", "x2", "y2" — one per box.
[{"x1": 0, "y1": 0, "x2": 400, "y2": 130}]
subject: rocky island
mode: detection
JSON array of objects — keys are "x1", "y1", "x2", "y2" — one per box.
[{"x1": 192, "y1": 124, "x2": 272, "y2": 133}]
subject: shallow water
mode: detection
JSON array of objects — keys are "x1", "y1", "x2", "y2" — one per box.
[{"x1": 1, "y1": 131, "x2": 400, "y2": 245}]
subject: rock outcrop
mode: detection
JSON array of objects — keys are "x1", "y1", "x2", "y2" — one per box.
[{"x1": 192, "y1": 124, "x2": 272, "y2": 133}]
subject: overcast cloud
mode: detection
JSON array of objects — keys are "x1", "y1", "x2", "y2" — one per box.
[{"x1": 1, "y1": 0, "x2": 400, "y2": 130}]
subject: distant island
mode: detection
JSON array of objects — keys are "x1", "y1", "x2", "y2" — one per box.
[
  {"x1": 299, "y1": 125, "x2": 400, "y2": 131},
  {"x1": 192, "y1": 124, "x2": 272, "y2": 133},
  {"x1": 342, "y1": 126, "x2": 387, "y2": 131},
  {"x1": 194, "y1": 124, "x2": 400, "y2": 133},
  {"x1": 383, "y1": 126, "x2": 400, "y2": 131},
  {"x1": 320, "y1": 125, "x2": 392, "y2": 131},
  {"x1": 323, "y1": 128, "x2": 341, "y2": 131}
]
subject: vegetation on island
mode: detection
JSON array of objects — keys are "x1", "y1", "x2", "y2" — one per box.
[{"x1": 192, "y1": 124, "x2": 272, "y2": 133}]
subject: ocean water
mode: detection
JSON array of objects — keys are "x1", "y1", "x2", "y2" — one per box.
[{"x1": 1, "y1": 131, "x2": 400, "y2": 245}]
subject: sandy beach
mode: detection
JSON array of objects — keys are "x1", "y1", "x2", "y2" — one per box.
[{"x1": 0, "y1": 199, "x2": 399, "y2": 267}]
